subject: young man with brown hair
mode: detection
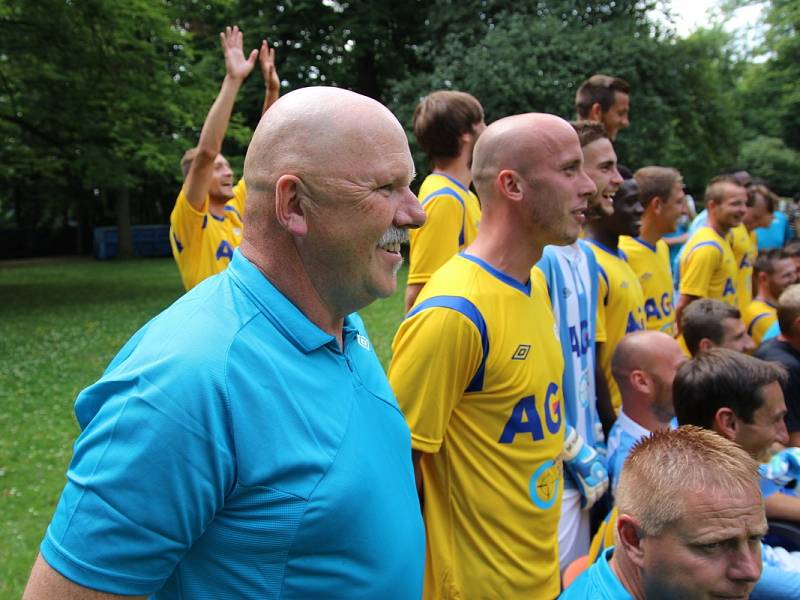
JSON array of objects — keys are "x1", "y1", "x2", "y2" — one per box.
[
  {"x1": 405, "y1": 90, "x2": 485, "y2": 310},
  {"x1": 574, "y1": 74, "x2": 631, "y2": 141}
]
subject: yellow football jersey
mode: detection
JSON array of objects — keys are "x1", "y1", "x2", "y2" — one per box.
[
  {"x1": 587, "y1": 240, "x2": 646, "y2": 412},
  {"x1": 619, "y1": 236, "x2": 675, "y2": 335},
  {"x1": 389, "y1": 252, "x2": 564, "y2": 599},
  {"x1": 743, "y1": 298, "x2": 778, "y2": 346},
  {"x1": 407, "y1": 173, "x2": 481, "y2": 286},
  {"x1": 169, "y1": 179, "x2": 246, "y2": 291},
  {"x1": 679, "y1": 226, "x2": 738, "y2": 307},
  {"x1": 728, "y1": 224, "x2": 757, "y2": 312}
]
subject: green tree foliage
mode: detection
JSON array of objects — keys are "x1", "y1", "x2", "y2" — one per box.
[
  {"x1": 387, "y1": 2, "x2": 742, "y2": 193},
  {"x1": 739, "y1": 136, "x2": 800, "y2": 196},
  {"x1": 1, "y1": 0, "x2": 797, "y2": 257}
]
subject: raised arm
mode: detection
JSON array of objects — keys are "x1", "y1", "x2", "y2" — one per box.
[
  {"x1": 183, "y1": 25, "x2": 258, "y2": 210},
  {"x1": 259, "y1": 38, "x2": 281, "y2": 115}
]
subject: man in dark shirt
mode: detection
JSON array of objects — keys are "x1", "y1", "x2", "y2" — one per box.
[{"x1": 756, "y1": 283, "x2": 800, "y2": 447}]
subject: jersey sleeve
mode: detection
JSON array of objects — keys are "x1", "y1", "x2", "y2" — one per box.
[
  {"x1": 232, "y1": 179, "x2": 247, "y2": 216},
  {"x1": 170, "y1": 186, "x2": 208, "y2": 253},
  {"x1": 388, "y1": 304, "x2": 484, "y2": 453},
  {"x1": 40, "y1": 371, "x2": 236, "y2": 595},
  {"x1": 595, "y1": 267, "x2": 609, "y2": 343},
  {"x1": 679, "y1": 244, "x2": 720, "y2": 298},
  {"x1": 407, "y1": 195, "x2": 465, "y2": 285}
]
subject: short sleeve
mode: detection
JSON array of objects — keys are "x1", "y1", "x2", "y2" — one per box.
[
  {"x1": 232, "y1": 179, "x2": 247, "y2": 215},
  {"x1": 170, "y1": 186, "x2": 208, "y2": 252},
  {"x1": 40, "y1": 372, "x2": 236, "y2": 595},
  {"x1": 408, "y1": 195, "x2": 465, "y2": 285},
  {"x1": 680, "y1": 245, "x2": 720, "y2": 298},
  {"x1": 388, "y1": 303, "x2": 484, "y2": 453},
  {"x1": 595, "y1": 268, "x2": 608, "y2": 343}
]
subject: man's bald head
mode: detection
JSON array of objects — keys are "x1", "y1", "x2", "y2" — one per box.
[
  {"x1": 612, "y1": 330, "x2": 686, "y2": 421},
  {"x1": 243, "y1": 87, "x2": 410, "y2": 238},
  {"x1": 470, "y1": 113, "x2": 594, "y2": 247},
  {"x1": 471, "y1": 113, "x2": 578, "y2": 201}
]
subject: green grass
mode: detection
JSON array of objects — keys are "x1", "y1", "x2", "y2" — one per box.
[{"x1": 0, "y1": 257, "x2": 407, "y2": 598}]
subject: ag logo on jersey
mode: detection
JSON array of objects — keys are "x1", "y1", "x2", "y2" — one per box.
[{"x1": 512, "y1": 344, "x2": 531, "y2": 360}]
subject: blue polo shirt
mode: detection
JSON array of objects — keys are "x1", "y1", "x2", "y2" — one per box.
[
  {"x1": 559, "y1": 548, "x2": 633, "y2": 599},
  {"x1": 41, "y1": 250, "x2": 425, "y2": 599}
]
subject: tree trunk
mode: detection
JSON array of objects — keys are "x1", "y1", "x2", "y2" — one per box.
[{"x1": 115, "y1": 186, "x2": 133, "y2": 259}]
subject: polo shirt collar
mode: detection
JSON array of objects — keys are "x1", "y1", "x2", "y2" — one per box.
[{"x1": 226, "y1": 249, "x2": 342, "y2": 353}]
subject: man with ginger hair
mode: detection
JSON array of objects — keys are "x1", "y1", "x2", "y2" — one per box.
[
  {"x1": 561, "y1": 426, "x2": 766, "y2": 599},
  {"x1": 390, "y1": 113, "x2": 595, "y2": 598},
  {"x1": 24, "y1": 87, "x2": 426, "y2": 599}
]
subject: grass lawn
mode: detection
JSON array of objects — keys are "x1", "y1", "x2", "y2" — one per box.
[{"x1": 0, "y1": 257, "x2": 407, "y2": 597}]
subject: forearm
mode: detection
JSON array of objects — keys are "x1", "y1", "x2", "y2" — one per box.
[
  {"x1": 673, "y1": 294, "x2": 698, "y2": 336},
  {"x1": 404, "y1": 283, "x2": 424, "y2": 313},
  {"x1": 594, "y1": 348, "x2": 615, "y2": 436},
  {"x1": 765, "y1": 492, "x2": 800, "y2": 522},
  {"x1": 197, "y1": 75, "x2": 245, "y2": 158},
  {"x1": 262, "y1": 83, "x2": 279, "y2": 115}
]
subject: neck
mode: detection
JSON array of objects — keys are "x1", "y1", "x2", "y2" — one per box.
[
  {"x1": 756, "y1": 289, "x2": 777, "y2": 306},
  {"x1": 639, "y1": 215, "x2": 665, "y2": 246},
  {"x1": 240, "y1": 239, "x2": 346, "y2": 346},
  {"x1": 433, "y1": 160, "x2": 472, "y2": 190},
  {"x1": 779, "y1": 332, "x2": 800, "y2": 353},
  {"x1": 208, "y1": 196, "x2": 229, "y2": 217},
  {"x1": 622, "y1": 398, "x2": 672, "y2": 433},
  {"x1": 610, "y1": 550, "x2": 646, "y2": 600},
  {"x1": 707, "y1": 214, "x2": 730, "y2": 237},
  {"x1": 467, "y1": 210, "x2": 542, "y2": 284},
  {"x1": 586, "y1": 226, "x2": 619, "y2": 252}
]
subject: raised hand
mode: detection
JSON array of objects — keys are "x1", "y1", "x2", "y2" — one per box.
[
  {"x1": 259, "y1": 38, "x2": 281, "y2": 103},
  {"x1": 220, "y1": 25, "x2": 258, "y2": 82}
]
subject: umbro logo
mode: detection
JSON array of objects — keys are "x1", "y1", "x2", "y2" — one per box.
[
  {"x1": 357, "y1": 334, "x2": 370, "y2": 350},
  {"x1": 621, "y1": 281, "x2": 630, "y2": 289},
  {"x1": 512, "y1": 344, "x2": 531, "y2": 360},
  {"x1": 640, "y1": 272, "x2": 653, "y2": 282},
  {"x1": 562, "y1": 287, "x2": 572, "y2": 298}
]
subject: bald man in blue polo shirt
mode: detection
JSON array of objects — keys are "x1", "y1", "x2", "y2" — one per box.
[{"x1": 24, "y1": 87, "x2": 427, "y2": 600}]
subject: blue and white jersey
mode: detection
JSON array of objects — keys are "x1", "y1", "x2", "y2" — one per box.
[
  {"x1": 536, "y1": 241, "x2": 600, "y2": 449},
  {"x1": 606, "y1": 410, "x2": 652, "y2": 494}
]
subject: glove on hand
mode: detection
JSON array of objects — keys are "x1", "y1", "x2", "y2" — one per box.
[{"x1": 563, "y1": 425, "x2": 609, "y2": 509}]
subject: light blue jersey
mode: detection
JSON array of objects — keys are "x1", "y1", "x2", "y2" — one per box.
[
  {"x1": 559, "y1": 548, "x2": 633, "y2": 599},
  {"x1": 606, "y1": 411, "x2": 651, "y2": 493},
  {"x1": 536, "y1": 241, "x2": 601, "y2": 449},
  {"x1": 41, "y1": 250, "x2": 425, "y2": 599}
]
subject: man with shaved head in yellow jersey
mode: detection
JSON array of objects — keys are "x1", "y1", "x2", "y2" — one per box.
[{"x1": 390, "y1": 113, "x2": 595, "y2": 599}]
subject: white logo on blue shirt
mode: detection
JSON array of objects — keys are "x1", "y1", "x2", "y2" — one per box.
[{"x1": 357, "y1": 334, "x2": 370, "y2": 350}]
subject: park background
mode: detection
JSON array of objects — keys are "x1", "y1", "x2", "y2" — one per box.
[{"x1": 0, "y1": 0, "x2": 798, "y2": 596}]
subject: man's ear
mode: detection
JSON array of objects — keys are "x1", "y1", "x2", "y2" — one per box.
[
  {"x1": 588, "y1": 102, "x2": 604, "y2": 123},
  {"x1": 617, "y1": 514, "x2": 646, "y2": 568},
  {"x1": 275, "y1": 174, "x2": 309, "y2": 237},
  {"x1": 698, "y1": 338, "x2": 714, "y2": 353},
  {"x1": 497, "y1": 169, "x2": 524, "y2": 203},
  {"x1": 714, "y1": 407, "x2": 738, "y2": 440},
  {"x1": 651, "y1": 196, "x2": 664, "y2": 214},
  {"x1": 630, "y1": 369, "x2": 651, "y2": 396}
]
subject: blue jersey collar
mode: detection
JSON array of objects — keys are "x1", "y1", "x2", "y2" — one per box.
[
  {"x1": 432, "y1": 172, "x2": 470, "y2": 194},
  {"x1": 586, "y1": 238, "x2": 626, "y2": 260},
  {"x1": 460, "y1": 252, "x2": 531, "y2": 295},
  {"x1": 631, "y1": 237, "x2": 656, "y2": 252},
  {"x1": 226, "y1": 249, "x2": 343, "y2": 353}
]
